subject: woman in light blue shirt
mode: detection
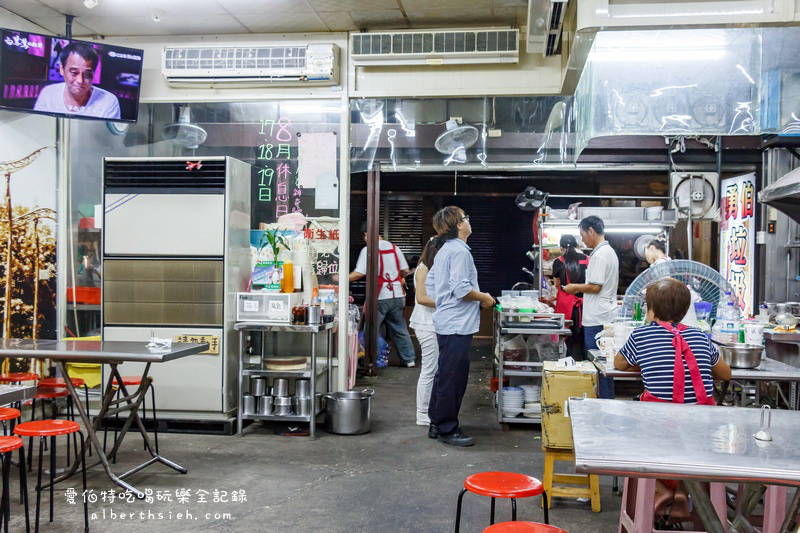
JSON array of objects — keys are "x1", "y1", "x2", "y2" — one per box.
[{"x1": 425, "y1": 206, "x2": 494, "y2": 447}]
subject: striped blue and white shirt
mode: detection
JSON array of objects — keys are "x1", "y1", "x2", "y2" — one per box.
[{"x1": 619, "y1": 322, "x2": 719, "y2": 403}]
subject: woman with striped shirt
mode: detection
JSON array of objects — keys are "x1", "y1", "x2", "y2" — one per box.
[{"x1": 614, "y1": 278, "x2": 731, "y2": 404}]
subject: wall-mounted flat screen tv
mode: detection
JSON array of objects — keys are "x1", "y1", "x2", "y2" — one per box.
[{"x1": 0, "y1": 28, "x2": 143, "y2": 123}]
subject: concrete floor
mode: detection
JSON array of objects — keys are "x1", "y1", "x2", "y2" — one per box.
[{"x1": 7, "y1": 340, "x2": 622, "y2": 532}]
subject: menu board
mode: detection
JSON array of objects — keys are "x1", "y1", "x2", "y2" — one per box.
[{"x1": 719, "y1": 173, "x2": 756, "y2": 316}]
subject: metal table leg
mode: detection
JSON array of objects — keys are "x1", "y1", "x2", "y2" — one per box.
[
  {"x1": 684, "y1": 480, "x2": 726, "y2": 533},
  {"x1": 237, "y1": 330, "x2": 244, "y2": 436},
  {"x1": 728, "y1": 483, "x2": 766, "y2": 533},
  {"x1": 54, "y1": 361, "x2": 187, "y2": 499}
]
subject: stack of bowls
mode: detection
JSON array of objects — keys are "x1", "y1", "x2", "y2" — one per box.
[
  {"x1": 520, "y1": 384, "x2": 541, "y2": 418},
  {"x1": 501, "y1": 386, "x2": 524, "y2": 417}
]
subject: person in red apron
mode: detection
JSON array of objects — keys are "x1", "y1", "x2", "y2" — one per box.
[
  {"x1": 349, "y1": 222, "x2": 417, "y2": 367},
  {"x1": 552, "y1": 234, "x2": 589, "y2": 358},
  {"x1": 613, "y1": 278, "x2": 731, "y2": 528}
]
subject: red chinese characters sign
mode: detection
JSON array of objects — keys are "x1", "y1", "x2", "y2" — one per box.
[{"x1": 719, "y1": 173, "x2": 756, "y2": 316}]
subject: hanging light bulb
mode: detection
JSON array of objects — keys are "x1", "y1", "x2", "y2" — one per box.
[{"x1": 83, "y1": 0, "x2": 98, "y2": 9}]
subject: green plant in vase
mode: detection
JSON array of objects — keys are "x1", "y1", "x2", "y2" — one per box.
[{"x1": 255, "y1": 228, "x2": 291, "y2": 290}]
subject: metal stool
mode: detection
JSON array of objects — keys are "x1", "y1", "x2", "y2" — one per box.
[
  {"x1": 0, "y1": 436, "x2": 29, "y2": 533},
  {"x1": 456, "y1": 472, "x2": 548, "y2": 533},
  {"x1": 37, "y1": 378, "x2": 91, "y2": 457},
  {"x1": 0, "y1": 408, "x2": 20, "y2": 436},
  {"x1": 27, "y1": 388, "x2": 78, "y2": 471},
  {"x1": 14, "y1": 420, "x2": 88, "y2": 533},
  {"x1": 483, "y1": 522, "x2": 567, "y2": 533},
  {"x1": 104, "y1": 376, "x2": 158, "y2": 462}
]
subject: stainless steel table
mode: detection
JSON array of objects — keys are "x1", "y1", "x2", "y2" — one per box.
[
  {"x1": 569, "y1": 397, "x2": 800, "y2": 533},
  {"x1": 0, "y1": 384, "x2": 35, "y2": 405},
  {"x1": 588, "y1": 349, "x2": 800, "y2": 409},
  {"x1": 0, "y1": 338, "x2": 208, "y2": 498}
]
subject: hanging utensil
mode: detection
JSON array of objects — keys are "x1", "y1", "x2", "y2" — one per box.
[{"x1": 753, "y1": 405, "x2": 772, "y2": 442}]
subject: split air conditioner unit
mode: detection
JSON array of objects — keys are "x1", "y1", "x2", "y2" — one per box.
[
  {"x1": 350, "y1": 28, "x2": 519, "y2": 66},
  {"x1": 161, "y1": 43, "x2": 338, "y2": 87},
  {"x1": 526, "y1": 0, "x2": 568, "y2": 56}
]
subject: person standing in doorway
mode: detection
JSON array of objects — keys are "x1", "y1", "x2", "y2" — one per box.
[
  {"x1": 410, "y1": 236, "x2": 445, "y2": 427},
  {"x1": 552, "y1": 234, "x2": 589, "y2": 359},
  {"x1": 349, "y1": 222, "x2": 417, "y2": 367},
  {"x1": 563, "y1": 215, "x2": 619, "y2": 398},
  {"x1": 426, "y1": 207, "x2": 495, "y2": 447}
]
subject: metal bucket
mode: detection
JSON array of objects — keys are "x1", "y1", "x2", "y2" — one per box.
[{"x1": 323, "y1": 389, "x2": 374, "y2": 435}]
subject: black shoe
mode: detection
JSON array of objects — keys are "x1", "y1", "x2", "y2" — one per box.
[
  {"x1": 427, "y1": 424, "x2": 438, "y2": 439},
  {"x1": 438, "y1": 430, "x2": 475, "y2": 447}
]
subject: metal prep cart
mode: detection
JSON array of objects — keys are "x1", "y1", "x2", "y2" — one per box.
[
  {"x1": 493, "y1": 308, "x2": 570, "y2": 428},
  {"x1": 235, "y1": 320, "x2": 336, "y2": 438}
]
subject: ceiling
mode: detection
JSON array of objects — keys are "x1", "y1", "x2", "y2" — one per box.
[{"x1": 0, "y1": 0, "x2": 527, "y2": 37}]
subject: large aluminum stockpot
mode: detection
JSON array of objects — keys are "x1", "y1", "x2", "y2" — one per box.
[
  {"x1": 718, "y1": 343, "x2": 763, "y2": 369},
  {"x1": 324, "y1": 389, "x2": 374, "y2": 435}
]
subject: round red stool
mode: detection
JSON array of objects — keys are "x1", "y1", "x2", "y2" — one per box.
[
  {"x1": 105, "y1": 376, "x2": 158, "y2": 461},
  {"x1": 0, "y1": 436, "x2": 29, "y2": 533},
  {"x1": 456, "y1": 472, "x2": 549, "y2": 533},
  {"x1": 14, "y1": 420, "x2": 87, "y2": 533},
  {"x1": 37, "y1": 377, "x2": 91, "y2": 457},
  {"x1": 0, "y1": 373, "x2": 39, "y2": 384},
  {"x1": 0, "y1": 408, "x2": 20, "y2": 436},
  {"x1": 28, "y1": 388, "x2": 78, "y2": 471},
  {"x1": 483, "y1": 522, "x2": 567, "y2": 533}
]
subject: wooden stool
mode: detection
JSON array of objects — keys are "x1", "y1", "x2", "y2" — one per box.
[
  {"x1": 541, "y1": 447, "x2": 600, "y2": 513},
  {"x1": 455, "y1": 471, "x2": 548, "y2": 533},
  {"x1": 618, "y1": 477, "x2": 727, "y2": 533},
  {"x1": 484, "y1": 522, "x2": 567, "y2": 532}
]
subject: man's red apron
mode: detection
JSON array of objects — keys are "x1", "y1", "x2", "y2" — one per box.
[
  {"x1": 377, "y1": 244, "x2": 405, "y2": 298},
  {"x1": 640, "y1": 321, "x2": 716, "y2": 405},
  {"x1": 554, "y1": 255, "x2": 588, "y2": 325}
]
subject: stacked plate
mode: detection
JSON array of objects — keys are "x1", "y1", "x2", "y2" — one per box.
[
  {"x1": 502, "y1": 386, "x2": 524, "y2": 417},
  {"x1": 520, "y1": 385, "x2": 541, "y2": 418}
]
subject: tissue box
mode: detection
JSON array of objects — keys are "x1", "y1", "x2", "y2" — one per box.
[{"x1": 541, "y1": 361, "x2": 597, "y2": 449}]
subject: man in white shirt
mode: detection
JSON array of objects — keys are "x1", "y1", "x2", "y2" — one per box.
[
  {"x1": 34, "y1": 41, "x2": 121, "y2": 120},
  {"x1": 563, "y1": 215, "x2": 619, "y2": 397},
  {"x1": 349, "y1": 223, "x2": 417, "y2": 367}
]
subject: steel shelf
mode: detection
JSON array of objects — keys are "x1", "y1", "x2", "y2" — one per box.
[
  {"x1": 242, "y1": 363, "x2": 328, "y2": 378},
  {"x1": 241, "y1": 407, "x2": 323, "y2": 423}
]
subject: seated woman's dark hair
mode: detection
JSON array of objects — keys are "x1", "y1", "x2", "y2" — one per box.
[
  {"x1": 645, "y1": 278, "x2": 691, "y2": 323},
  {"x1": 432, "y1": 206, "x2": 465, "y2": 240}
]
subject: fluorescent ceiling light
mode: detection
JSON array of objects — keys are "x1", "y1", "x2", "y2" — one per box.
[
  {"x1": 83, "y1": 0, "x2": 98, "y2": 8},
  {"x1": 590, "y1": 48, "x2": 726, "y2": 63},
  {"x1": 604, "y1": 227, "x2": 661, "y2": 234}
]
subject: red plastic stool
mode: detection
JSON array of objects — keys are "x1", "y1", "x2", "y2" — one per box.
[
  {"x1": 104, "y1": 376, "x2": 158, "y2": 461},
  {"x1": 0, "y1": 436, "x2": 29, "y2": 533},
  {"x1": 37, "y1": 378, "x2": 92, "y2": 457},
  {"x1": 27, "y1": 388, "x2": 79, "y2": 471},
  {"x1": 0, "y1": 408, "x2": 20, "y2": 436},
  {"x1": 14, "y1": 420, "x2": 87, "y2": 533},
  {"x1": 484, "y1": 522, "x2": 567, "y2": 533},
  {"x1": 0, "y1": 373, "x2": 39, "y2": 384},
  {"x1": 456, "y1": 472, "x2": 549, "y2": 533}
]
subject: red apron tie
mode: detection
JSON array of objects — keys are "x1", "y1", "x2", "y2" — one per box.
[
  {"x1": 554, "y1": 256, "x2": 586, "y2": 326},
  {"x1": 377, "y1": 244, "x2": 406, "y2": 298},
  {"x1": 640, "y1": 321, "x2": 715, "y2": 405}
]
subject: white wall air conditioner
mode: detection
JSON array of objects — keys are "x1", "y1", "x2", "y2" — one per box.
[
  {"x1": 526, "y1": 0, "x2": 568, "y2": 56},
  {"x1": 162, "y1": 43, "x2": 338, "y2": 87},
  {"x1": 350, "y1": 28, "x2": 518, "y2": 66},
  {"x1": 670, "y1": 172, "x2": 719, "y2": 220}
]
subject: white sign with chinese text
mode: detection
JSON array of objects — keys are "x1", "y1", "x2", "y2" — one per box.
[{"x1": 719, "y1": 173, "x2": 756, "y2": 317}]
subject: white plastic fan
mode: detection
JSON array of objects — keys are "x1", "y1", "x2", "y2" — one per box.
[
  {"x1": 161, "y1": 105, "x2": 207, "y2": 149},
  {"x1": 435, "y1": 119, "x2": 479, "y2": 163},
  {"x1": 620, "y1": 260, "x2": 734, "y2": 320}
]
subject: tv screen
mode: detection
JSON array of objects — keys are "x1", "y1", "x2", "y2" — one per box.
[{"x1": 0, "y1": 28, "x2": 143, "y2": 123}]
